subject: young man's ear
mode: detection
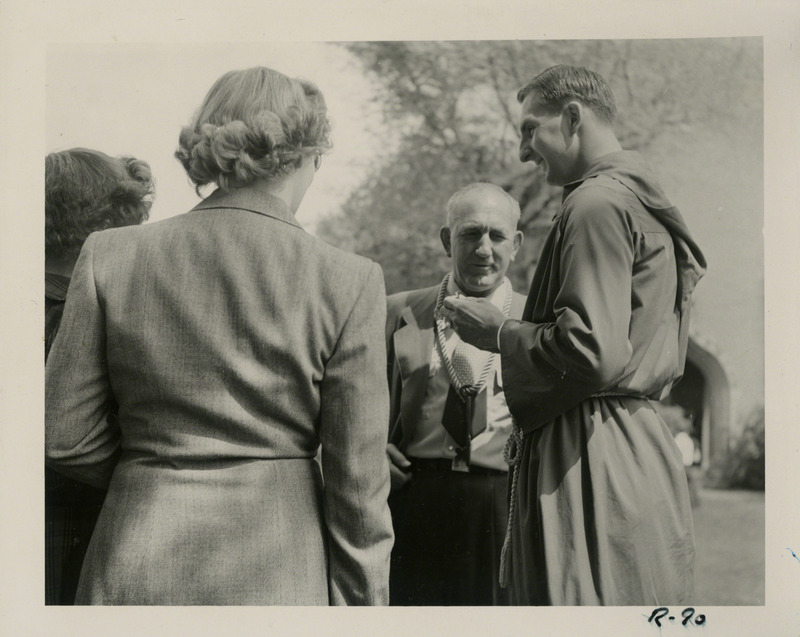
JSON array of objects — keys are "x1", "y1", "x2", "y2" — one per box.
[
  {"x1": 563, "y1": 100, "x2": 583, "y2": 135},
  {"x1": 440, "y1": 226, "x2": 452, "y2": 257}
]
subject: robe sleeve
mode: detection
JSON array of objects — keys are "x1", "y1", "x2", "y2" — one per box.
[{"x1": 499, "y1": 185, "x2": 636, "y2": 432}]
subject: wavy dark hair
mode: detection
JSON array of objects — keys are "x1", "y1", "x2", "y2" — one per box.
[
  {"x1": 175, "y1": 66, "x2": 332, "y2": 193},
  {"x1": 45, "y1": 148, "x2": 154, "y2": 261},
  {"x1": 517, "y1": 64, "x2": 617, "y2": 124}
]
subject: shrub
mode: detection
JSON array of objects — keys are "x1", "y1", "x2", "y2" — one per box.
[{"x1": 706, "y1": 407, "x2": 765, "y2": 490}]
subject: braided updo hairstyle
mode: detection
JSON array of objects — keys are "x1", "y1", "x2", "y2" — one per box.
[
  {"x1": 45, "y1": 148, "x2": 154, "y2": 261},
  {"x1": 175, "y1": 67, "x2": 332, "y2": 192}
]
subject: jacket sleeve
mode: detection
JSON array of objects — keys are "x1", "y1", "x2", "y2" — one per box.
[
  {"x1": 45, "y1": 232, "x2": 121, "y2": 488},
  {"x1": 385, "y1": 294, "x2": 405, "y2": 445},
  {"x1": 499, "y1": 187, "x2": 636, "y2": 432},
  {"x1": 318, "y1": 262, "x2": 394, "y2": 605}
]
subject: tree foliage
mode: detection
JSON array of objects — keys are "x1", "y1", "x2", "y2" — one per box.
[
  {"x1": 706, "y1": 407, "x2": 765, "y2": 490},
  {"x1": 318, "y1": 39, "x2": 761, "y2": 294}
]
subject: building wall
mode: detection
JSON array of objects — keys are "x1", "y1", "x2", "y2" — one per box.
[{"x1": 649, "y1": 119, "x2": 764, "y2": 436}]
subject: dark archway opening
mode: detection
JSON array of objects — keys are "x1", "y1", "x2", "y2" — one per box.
[{"x1": 669, "y1": 360, "x2": 706, "y2": 465}]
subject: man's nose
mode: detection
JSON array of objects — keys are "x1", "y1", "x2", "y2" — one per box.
[{"x1": 475, "y1": 236, "x2": 492, "y2": 256}]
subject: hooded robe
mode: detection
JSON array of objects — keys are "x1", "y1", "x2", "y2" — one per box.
[{"x1": 499, "y1": 150, "x2": 706, "y2": 605}]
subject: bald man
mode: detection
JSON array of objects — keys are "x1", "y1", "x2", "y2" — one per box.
[{"x1": 385, "y1": 182, "x2": 526, "y2": 605}]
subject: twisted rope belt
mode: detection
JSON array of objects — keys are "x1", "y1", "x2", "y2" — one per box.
[{"x1": 498, "y1": 420, "x2": 524, "y2": 588}]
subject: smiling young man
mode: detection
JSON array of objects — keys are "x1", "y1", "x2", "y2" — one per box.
[
  {"x1": 440, "y1": 66, "x2": 707, "y2": 605},
  {"x1": 384, "y1": 182, "x2": 525, "y2": 605}
]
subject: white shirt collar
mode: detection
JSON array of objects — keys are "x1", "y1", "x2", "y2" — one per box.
[{"x1": 446, "y1": 273, "x2": 510, "y2": 312}]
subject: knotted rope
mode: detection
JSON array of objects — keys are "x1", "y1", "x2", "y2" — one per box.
[
  {"x1": 499, "y1": 419, "x2": 525, "y2": 588},
  {"x1": 434, "y1": 272, "x2": 512, "y2": 397}
]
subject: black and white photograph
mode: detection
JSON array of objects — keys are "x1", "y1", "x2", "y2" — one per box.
[{"x1": 1, "y1": 1, "x2": 798, "y2": 636}]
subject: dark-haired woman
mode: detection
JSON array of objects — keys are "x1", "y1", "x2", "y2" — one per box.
[
  {"x1": 45, "y1": 67, "x2": 393, "y2": 605},
  {"x1": 45, "y1": 148, "x2": 153, "y2": 604}
]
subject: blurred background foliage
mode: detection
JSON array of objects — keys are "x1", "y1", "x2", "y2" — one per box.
[
  {"x1": 706, "y1": 407, "x2": 766, "y2": 490},
  {"x1": 317, "y1": 38, "x2": 761, "y2": 295}
]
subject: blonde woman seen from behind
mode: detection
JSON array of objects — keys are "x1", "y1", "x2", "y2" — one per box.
[{"x1": 45, "y1": 67, "x2": 394, "y2": 605}]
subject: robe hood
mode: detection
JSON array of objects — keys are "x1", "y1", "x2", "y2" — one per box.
[
  {"x1": 570, "y1": 150, "x2": 707, "y2": 308},
  {"x1": 567, "y1": 150, "x2": 707, "y2": 376}
]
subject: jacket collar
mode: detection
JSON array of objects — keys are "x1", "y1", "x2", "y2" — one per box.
[
  {"x1": 392, "y1": 286, "x2": 438, "y2": 439},
  {"x1": 398, "y1": 285, "x2": 439, "y2": 332},
  {"x1": 191, "y1": 187, "x2": 303, "y2": 230}
]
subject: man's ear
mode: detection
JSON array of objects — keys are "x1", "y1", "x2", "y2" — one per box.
[
  {"x1": 511, "y1": 230, "x2": 524, "y2": 260},
  {"x1": 563, "y1": 100, "x2": 583, "y2": 135},
  {"x1": 440, "y1": 226, "x2": 452, "y2": 257}
]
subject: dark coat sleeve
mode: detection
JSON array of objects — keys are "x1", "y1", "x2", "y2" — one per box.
[
  {"x1": 499, "y1": 186, "x2": 637, "y2": 432},
  {"x1": 385, "y1": 293, "x2": 406, "y2": 446}
]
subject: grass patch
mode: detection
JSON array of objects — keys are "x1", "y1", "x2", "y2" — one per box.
[{"x1": 691, "y1": 488, "x2": 765, "y2": 605}]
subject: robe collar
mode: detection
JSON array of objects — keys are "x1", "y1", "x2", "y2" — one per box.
[{"x1": 565, "y1": 149, "x2": 706, "y2": 303}]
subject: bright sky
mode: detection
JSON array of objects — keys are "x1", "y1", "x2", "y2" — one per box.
[{"x1": 46, "y1": 42, "x2": 391, "y2": 231}]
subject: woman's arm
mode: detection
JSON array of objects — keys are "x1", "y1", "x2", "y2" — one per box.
[
  {"x1": 318, "y1": 262, "x2": 394, "y2": 605},
  {"x1": 45, "y1": 232, "x2": 120, "y2": 489}
]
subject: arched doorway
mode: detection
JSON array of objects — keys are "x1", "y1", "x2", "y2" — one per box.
[{"x1": 667, "y1": 336, "x2": 733, "y2": 469}]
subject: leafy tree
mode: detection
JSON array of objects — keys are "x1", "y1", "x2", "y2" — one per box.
[{"x1": 318, "y1": 39, "x2": 761, "y2": 294}]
